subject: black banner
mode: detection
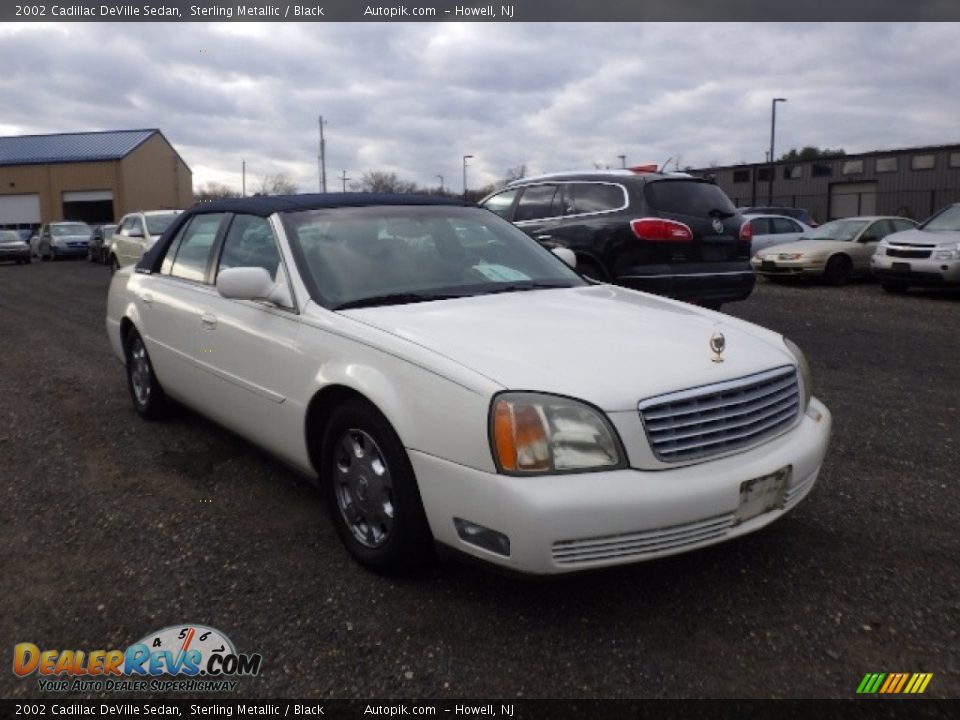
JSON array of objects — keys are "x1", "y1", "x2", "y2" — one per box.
[
  {"x1": 0, "y1": 699, "x2": 956, "y2": 720},
  {"x1": 3, "y1": 0, "x2": 960, "y2": 22}
]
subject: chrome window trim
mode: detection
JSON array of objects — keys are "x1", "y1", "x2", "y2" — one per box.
[{"x1": 511, "y1": 181, "x2": 630, "y2": 225}]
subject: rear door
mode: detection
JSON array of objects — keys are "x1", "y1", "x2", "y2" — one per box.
[
  {"x1": 642, "y1": 179, "x2": 746, "y2": 263},
  {"x1": 511, "y1": 184, "x2": 562, "y2": 243}
]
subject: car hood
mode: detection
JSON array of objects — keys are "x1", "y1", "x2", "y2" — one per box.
[
  {"x1": 885, "y1": 228, "x2": 960, "y2": 247},
  {"x1": 757, "y1": 239, "x2": 849, "y2": 256},
  {"x1": 340, "y1": 286, "x2": 795, "y2": 411}
]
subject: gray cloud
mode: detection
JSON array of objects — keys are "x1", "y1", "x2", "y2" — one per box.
[{"x1": 1, "y1": 22, "x2": 958, "y2": 194}]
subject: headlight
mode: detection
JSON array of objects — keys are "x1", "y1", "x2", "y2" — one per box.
[
  {"x1": 933, "y1": 242, "x2": 960, "y2": 260},
  {"x1": 778, "y1": 252, "x2": 804, "y2": 260},
  {"x1": 783, "y1": 337, "x2": 812, "y2": 409},
  {"x1": 490, "y1": 392, "x2": 624, "y2": 474}
]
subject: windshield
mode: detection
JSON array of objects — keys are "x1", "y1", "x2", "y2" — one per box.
[
  {"x1": 52, "y1": 223, "x2": 91, "y2": 236},
  {"x1": 807, "y1": 219, "x2": 867, "y2": 241},
  {"x1": 146, "y1": 213, "x2": 180, "y2": 235},
  {"x1": 282, "y1": 205, "x2": 585, "y2": 309},
  {"x1": 922, "y1": 205, "x2": 960, "y2": 232},
  {"x1": 644, "y1": 179, "x2": 737, "y2": 217}
]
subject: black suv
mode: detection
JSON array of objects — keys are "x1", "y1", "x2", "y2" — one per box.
[{"x1": 480, "y1": 170, "x2": 754, "y2": 309}]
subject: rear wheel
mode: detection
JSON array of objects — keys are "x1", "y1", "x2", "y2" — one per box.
[
  {"x1": 577, "y1": 259, "x2": 606, "y2": 282},
  {"x1": 321, "y1": 398, "x2": 433, "y2": 574},
  {"x1": 125, "y1": 329, "x2": 170, "y2": 420},
  {"x1": 823, "y1": 254, "x2": 852, "y2": 286}
]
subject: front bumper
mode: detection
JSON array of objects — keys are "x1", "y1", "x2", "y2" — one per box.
[
  {"x1": 871, "y1": 253, "x2": 960, "y2": 286},
  {"x1": 413, "y1": 398, "x2": 831, "y2": 574},
  {"x1": 615, "y1": 261, "x2": 755, "y2": 305},
  {"x1": 751, "y1": 256, "x2": 825, "y2": 277},
  {"x1": 0, "y1": 248, "x2": 30, "y2": 262}
]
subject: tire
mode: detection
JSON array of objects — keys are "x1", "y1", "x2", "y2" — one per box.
[
  {"x1": 124, "y1": 329, "x2": 170, "y2": 420},
  {"x1": 110, "y1": 255, "x2": 119, "y2": 274},
  {"x1": 823, "y1": 254, "x2": 852, "y2": 286},
  {"x1": 577, "y1": 259, "x2": 606, "y2": 282},
  {"x1": 321, "y1": 398, "x2": 433, "y2": 574},
  {"x1": 881, "y1": 282, "x2": 908, "y2": 294}
]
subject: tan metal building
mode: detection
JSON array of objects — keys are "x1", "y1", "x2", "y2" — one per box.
[{"x1": 0, "y1": 129, "x2": 192, "y2": 230}]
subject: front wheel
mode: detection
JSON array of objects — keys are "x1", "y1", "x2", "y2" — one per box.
[
  {"x1": 321, "y1": 398, "x2": 433, "y2": 574},
  {"x1": 125, "y1": 330, "x2": 170, "y2": 420},
  {"x1": 577, "y1": 259, "x2": 606, "y2": 282},
  {"x1": 110, "y1": 255, "x2": 119, "y2": 274},
  {"x1": 823, "y1": 255, "x2": 851, "y2": 286}
]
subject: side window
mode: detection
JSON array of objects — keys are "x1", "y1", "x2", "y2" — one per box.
[
  {"x1": 514, "y1": 185, "x2": 559, "y2": 222},
  {"x1": 217, "y1": 215, "x2": 281, "y2": 280},
  {"x1": 893, "y1": 219, "x2": 915, "y2": 232},
  {"x1": 772, "y1": 217, "x2": 799, "y2": 234},
  {"x1": 167, "y1": 214, "x2": 224, "y2": 282},
  {"x1": 565, "y1": 183, "x2": 625, "y2": 215},
  {"x1": 117, "y1": 218, "x2": 133, "y2": 236},
  {"x1": 862, "y1": 220, "x2": 890, "y2": 242},
  {"x1": 482, "y1": 189, "x2": 519, "y2": 219},
  {"x1": 752, "y1": 218, "x2": 772, "y2": 235}
]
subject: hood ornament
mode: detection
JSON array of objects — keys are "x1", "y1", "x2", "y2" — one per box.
[{"x1": 710, "y1": 332, "x2": 726, "y2": 363}]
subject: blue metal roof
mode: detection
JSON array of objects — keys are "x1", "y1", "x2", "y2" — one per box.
[{"x1": 0, "y1": 129, "x2": 159, "y2": 167}]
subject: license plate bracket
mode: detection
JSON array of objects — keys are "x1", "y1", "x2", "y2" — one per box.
[
  {"x1": 735, "y1": 466, "x2": 790, "y2": 524},
  {"x1": 892, "y1": 261, "x2": 911, "y2": 272},
  {"x1": 761, "y1": 260, "x2": 776, "y2": 271}
]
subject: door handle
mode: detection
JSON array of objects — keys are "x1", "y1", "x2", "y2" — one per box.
[
  {"x1": 141, "y1": 292, "x2": 153, "y2": 305},
  {"x1": 201, "y1": 313, "x2": 217, "y2": 329}
]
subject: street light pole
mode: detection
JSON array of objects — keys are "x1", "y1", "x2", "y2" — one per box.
[
  {"x1": 769, "y1": 97, "x2": 786, "y2": 204},
  {"x1": 462, "y1": 155, "x2": 473, "y2": 199},
  {"x1": 340, "y1": 170, "x2": 349, "y2": 192},
  {"x1": 437, "y1": 175, "x2": 444, "y2": 194},
  {"x1": 618, "y1": 154, "x2": 626, "y2": 169}
]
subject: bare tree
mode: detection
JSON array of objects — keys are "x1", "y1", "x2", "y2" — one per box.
[
  {"x1": 254, "y1": 172, "x2": 298, "y2": 196},
  {"x1": 350, "y1": 170, "x2": 419, "y2": 194},
  {"x1": 502, "y1": 164, "x2": 526, "y2": 185},
  {"x1": 194, "y1": 181, "x2": 240, "y2": 204}
]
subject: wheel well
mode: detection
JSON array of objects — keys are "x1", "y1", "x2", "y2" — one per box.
[
  {"x1": 120, "y1": 318, "x2": 135, "y2": 352},
  {"x1": 304, "y1": 385, "x2": 370, "y2": 481},
  {"x1": 574, "y1": 253, "x2": 607, "y2": 277}
]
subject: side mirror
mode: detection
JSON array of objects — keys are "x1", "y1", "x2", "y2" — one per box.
[
  {"x1": 551, "y1": 247, "x2": 577, "y2": 268},
  {"x1": 217, "y1": 267, "x2": 292, "y2": 307}
]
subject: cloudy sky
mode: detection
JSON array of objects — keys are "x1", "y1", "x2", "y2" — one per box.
[{"x1": 1, "y1": 22, "x2": 958, "y2": 194}]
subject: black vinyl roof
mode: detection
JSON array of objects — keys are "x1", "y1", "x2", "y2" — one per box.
[{"x1": 191, "y1": 193, "x2": 474, "y2": 218}]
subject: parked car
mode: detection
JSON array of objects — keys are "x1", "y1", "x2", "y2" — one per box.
[
  {"x1": 88, "y1": 223, "x2": 118, "y2": 264},
  {"x1": 741, "y1": 206, "x2": 818, "y2": 228},
  {"x1": 109, "y1": 210, "x2": 182, "y2": 270},
  {"x1": 741, "y1": 214, "x2": 813, "y2": 254},
  {"x1": 751, "y1": 216, "x2": 917, "y2": 285},
  {"x1": 0, "y1": 230, "x2": 31, "y2": 264},
  {"x1": 480, "y1": 169, "x2": 754, "y2": 310},
  {"x1": 31, "y1": 221, "x2": 93, "y2": 260},
  {"x1": 107, "y1": 194, "x2": 831, "y2": 575},
  {"x1": 871, "y1": 203, "x2": 960, "y2": 293}
]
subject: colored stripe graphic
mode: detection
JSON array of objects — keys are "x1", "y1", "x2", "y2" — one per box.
[{"x1": 857, "y1": 672, "x2": 932, "y2": 694}]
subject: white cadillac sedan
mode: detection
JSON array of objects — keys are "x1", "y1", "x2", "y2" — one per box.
[{"x1": 107, "y1": 195, "x2": 832, "y2": 575}]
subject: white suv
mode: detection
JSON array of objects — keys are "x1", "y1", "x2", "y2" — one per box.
[
  {"x1": 109, "y1": 210, "x2": 182, "y2": 270},
  {"x1": 872, "y1": 203, "x2": 960, "y2": 292}
]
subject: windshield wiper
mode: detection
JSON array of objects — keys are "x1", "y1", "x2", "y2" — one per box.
[
  {"x1": 334, "y1": 292, "x2": 462, "y2": 310},
  {"x1": 478, "y1": 280, "x2": 577, "y2": 295}
]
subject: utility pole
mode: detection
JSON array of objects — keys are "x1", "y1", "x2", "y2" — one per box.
[
  {"x1": 318, "y1": 116, "x2": 328, "y2": 193},
  {"x1": 437, "y1": 175, "x2": 444, "y2": 194},
  {"x1": 242, "y1": 159, "x2": 246, "y2": 197},
  {"x1": 618, "y1": 154, "x2": 626, "y2": 168},
  {"x1": 462, "y1": 155, "x2": 473, "y2": 199},
  {"x1": 769, "y1": 98, "x2": 786, "y2": 204},
  {"x1": 340, "y1": 170, "x2": 349, "y2": 192}
]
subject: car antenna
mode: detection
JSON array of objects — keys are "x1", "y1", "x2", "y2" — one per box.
[{"x1": 659, "y1": 157, "x2": 673, "y2": 173}]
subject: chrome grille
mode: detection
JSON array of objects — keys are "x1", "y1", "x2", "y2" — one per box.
[
  {"x1": 886, "y1": 246, "x2": 932, "y2": 259},
  {"x1": 639, "y1": 366, "x2": 800, "y2": 463},
  {"x1": 552, "y1": 513, "x2": 735, "y2": 565}
]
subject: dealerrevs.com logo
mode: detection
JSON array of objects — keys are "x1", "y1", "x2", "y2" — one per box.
[{"x1": 13, "y1": 624, "x2": 262, "y2": 693}]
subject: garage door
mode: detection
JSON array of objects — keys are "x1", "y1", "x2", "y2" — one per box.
[
  {"x1": 0, "y1": 194, "x2": 41, "y2": 225},
  {"x1": 62, "y1": 190, "x2": 114, "y2": 225},
  {"x1": 830, "y1": 182, "x2": 877, "y2": 219}
]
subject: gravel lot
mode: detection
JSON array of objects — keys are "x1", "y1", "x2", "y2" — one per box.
[{"x1": 1, "y1": 260, "x2": 958, "y2": 700}]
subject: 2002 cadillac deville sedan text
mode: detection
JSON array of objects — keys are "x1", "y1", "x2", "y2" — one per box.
[{"x1": 106, "y1": 194, "x2": 831, "y2": 574}]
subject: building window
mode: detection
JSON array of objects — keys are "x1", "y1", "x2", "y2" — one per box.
[
  {"x1": 949, "y1": 152, "x2": 960, "y2": 168},
  {"x1": 757, "y1": 168, "x2": 773, "y2": 182},
  {"x1": 842, "y1": 160, "x2": 864, "y2": 175},
  {"x1": 732, "y1": 169, "x2": 750, "y2": 183},
  {"x1": 783, "y1": 165, "x2": 803, "y2": 180},
  {"x1": 876, "y1": 157, "x2": 898, "y2": 173},
  {"x1": 911, "y1": 154, "x2": 935, "y2": 170},
  {"x1": 812, "y1": 163, "x2": 832, "y2": 178}
]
